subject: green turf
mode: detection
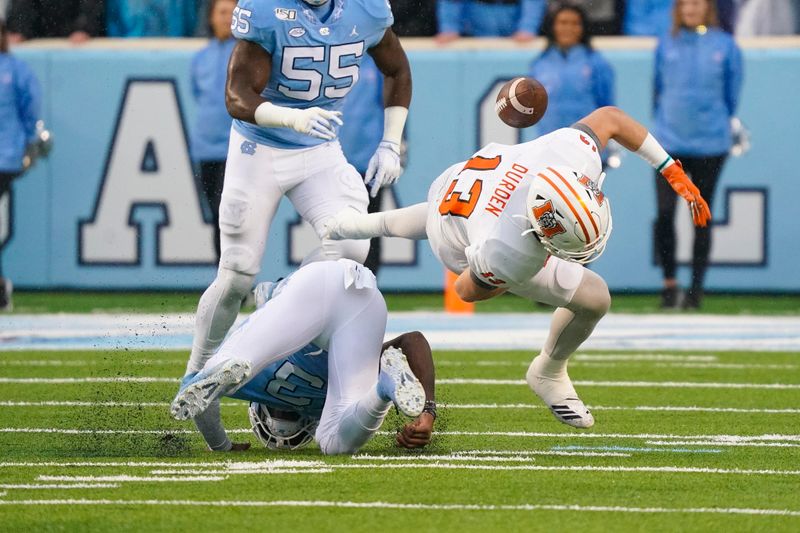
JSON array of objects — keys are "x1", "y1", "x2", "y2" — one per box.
[
  {"x1": 1, "y1": 348, "x2": 799, "y2": 531},
  {"x1": 9, "y1": 291, "x2": 800, "y2": 314}
]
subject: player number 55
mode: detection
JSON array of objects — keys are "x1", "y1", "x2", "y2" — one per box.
[{"x1": 231, "y1": 6, "x2": 252, "y2": 34}]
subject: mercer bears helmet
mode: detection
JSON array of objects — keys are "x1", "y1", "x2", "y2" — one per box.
[
  {"x1": 523, "y1": 165, "x2": 612, "y2": 264},
  {"x1": 249, "y1": 403, "x2": 318, "y2": 450}
]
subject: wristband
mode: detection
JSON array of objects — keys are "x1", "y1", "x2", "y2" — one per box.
[
  {"x1": 382, "y1": 106, "x2": 408, "y2": 146},
  {"x1": 422, "y1": 400, "x2": 437, "y2": 420},
  {"x1": 635, "y1": 133, "x2": 673, "y2": 171}
]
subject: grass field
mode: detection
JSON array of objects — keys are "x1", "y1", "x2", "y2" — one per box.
[{"x1": 1, "y1": 341, "x2": 799, "y2": 531}]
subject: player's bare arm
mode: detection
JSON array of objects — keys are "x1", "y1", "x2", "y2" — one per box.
[
  {"x1": 384, "y1": 331, "x2": 436, "y2": 448},
  {"x1": 578, "y1": 106, "x2": 711, "y2": 227},
  {"x1": 225, "y1": 40, "x2": 271, "y2": 123},
  {"x1": 362, "y1": 28, "x2": 413, "y2": 196},
  {"x1": 225, "y1": 40, "x2": 342, "y2": 140}
]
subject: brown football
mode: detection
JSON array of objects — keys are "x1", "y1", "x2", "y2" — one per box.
[{"x1": 495, "y1": 77, "x2": 548, "y2": 128}]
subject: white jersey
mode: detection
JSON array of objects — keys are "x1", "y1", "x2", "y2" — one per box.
[{"x1": 426, "y1": 127, "x2": 602, "y2": 291}]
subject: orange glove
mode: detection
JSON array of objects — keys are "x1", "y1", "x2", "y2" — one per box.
[{"x1": 661, "y1": 160, "x2": 712, "y2": 227}]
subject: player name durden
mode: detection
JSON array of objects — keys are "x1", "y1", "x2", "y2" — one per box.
[{"x1": 485, "y1": 163, "x2": 530, "y2": 217}]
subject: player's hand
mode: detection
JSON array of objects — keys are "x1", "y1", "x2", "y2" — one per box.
[
  {"x1": 288, "y1": 107, "x2": 343, "y2": 141},
  {"x1": 365, "y1": 141, "x2": 402, "y2": 198},
  {"x1": 661, "y1": 160, "x2": 711, "y2": 227},
  {"x1": 396, "y1": 411, "x2": 435, "y2": 449}
]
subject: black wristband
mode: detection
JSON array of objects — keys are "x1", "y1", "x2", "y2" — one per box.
[{"x1": 422, "y1": 400, "x2": 437, "y2": 419}]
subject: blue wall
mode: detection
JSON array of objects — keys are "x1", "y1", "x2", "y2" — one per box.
[{"x1": 5, "y1": 44, "x2": 799, "y2": 291}]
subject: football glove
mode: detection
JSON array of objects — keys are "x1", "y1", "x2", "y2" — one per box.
[
  {"x1": 661, "y1": 160, "x2": 711, "y2": 227},
  {"x1": 365, "y1": 141, "x2": 402, "y2": 198}
]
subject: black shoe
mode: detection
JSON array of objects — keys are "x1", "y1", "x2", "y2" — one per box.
[
  {"x1": 0, "y1": 277, "x2": 12, "y2": 312},
  {"x1": 683, "y1": 288, "x2": 703, "y2": 310},
  {"x1": 660, "y1": 286, "x2": 682, "y2": 309}
]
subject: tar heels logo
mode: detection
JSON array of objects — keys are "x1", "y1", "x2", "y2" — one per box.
[
  {"x1": 240, "y1": 140, "x2": 257, "y2": 155},
  {"x1": 289, "y1": 27, "x2": 306, "y2": 37},
  {"x1": 274, "y1": 8, "x2": 297, "y2": 20}
]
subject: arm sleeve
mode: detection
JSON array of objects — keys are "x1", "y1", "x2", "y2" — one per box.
[
  {"x1": 436, "y1": 0, "x2": 465, "y2": 34},
  {"x1": 724, "y1": 40, "x2": 744, "y2": 117},
  {"x1": 592, "y1": 54, "x2": 615, "y2": 107},
  {"x1": 13, "y1": 61, "x2": 42, "y2": 142},
  {"x1": 517, "y1": 0, "x2": 547, "y2": 34},
  {"x1": 192, "y1": 399, "x2": 233, "y2": 451}
]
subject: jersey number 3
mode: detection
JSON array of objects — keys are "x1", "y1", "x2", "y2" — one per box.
[
  {"x1": 437, "y1": 155, "x2": 501, "y2": 218},
  {"x1": 279, "y1": 43, "x2": 365, "y2": 101}
]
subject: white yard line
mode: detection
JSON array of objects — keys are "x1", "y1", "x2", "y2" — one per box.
[
  {"x1": 0, "y1": 377, "x2": 177, "y2": 383},
  {"x1": 0, "y1": 483, "x2": 119, "y2": 489},
  {"x1": 438, "y1": 379, "x2": 800, "y2": 389},
  {"x1": 0, "y1": 499, "x2": 798, "y2": 516},
  {"x1": 38, "y1": 475, "x2": 225, "y2": 483}
]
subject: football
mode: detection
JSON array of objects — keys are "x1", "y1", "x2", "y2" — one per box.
[{"x1": 495, "y1": 77, "x2": 548, "y2": 128}]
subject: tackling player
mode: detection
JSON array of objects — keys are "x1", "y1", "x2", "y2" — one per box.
[
  {"x1": 324, "y1": 106, "x2": 711, "y2": 429},
  {"x1": 172, "y1": 259, "x2": 436, "y2": 454},
  {"x1": 184, "y1": 0, "x2": 412, "y2": 380}
]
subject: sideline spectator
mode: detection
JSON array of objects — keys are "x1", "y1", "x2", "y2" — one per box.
[
  {"x1": 0, "y1": 17, "x2": 43, "y2": 310},
  {"x1": 569, "y1": 0, "x2": 625, "y2": 35},
  {"x1": 338, "y1": 56, "x2": 387, "y2": 275},
  {"x1": 735, "y1": 0, "x2": 798, "y2": 36},
  {"x1": 435, "y1": 0, "x2": 547, "y2": 43},
  {"x1": 190, "y1": 0, "x2": 236, "y2": 264},
  {"x1": 6, "y1": 0, "x2": 105, "y2": 44},
  {"x1": 652, "y1": 0, "x2": 742, "y2": 309},
  {"x1": 624, "y1": 0, "x2": 674, "y2": 36},
  {"x1": 107, "y1": 0, "x2": 198, "y2": 38},
  {"x1": 529, "y1": 2, "x2": 615, "y2": 137}
]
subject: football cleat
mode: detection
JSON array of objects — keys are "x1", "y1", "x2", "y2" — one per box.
[
  {"x1": 170, "y1": 359, "x2": 251, "y2": 421},
  {"x1": 526, "y1": 354, "x2": 594, "y2": 428},
  {"x1": 377, "y1": 347, "x2": 425, "y2": 417}
]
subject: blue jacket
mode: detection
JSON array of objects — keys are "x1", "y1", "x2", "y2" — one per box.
[
  {"x1": 653, "y1": 27, "x2": 743, "y2": 156},
  {"x1": 190, "y1": 37, "x2": 236, "y2": 162},
  {"x1": 338, "y1": 56, "x2": 383, "y2": 175},
  {"x1": 529, "y1": 45, "x2": 614, "y2": 135},
  {"x1": 107, "y1": 0, "x2": 199, "y2": 37},
  {"x1": 0, "y1": 54, "x2": 42, "y2": 173},
  {"x1": 624, "y1": 0, "x2": 674, "y2": 36},
  {"x1": 437, "y1": 0, "x2": 546, "y2": 37}
]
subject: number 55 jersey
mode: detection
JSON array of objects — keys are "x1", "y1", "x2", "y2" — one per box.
[
  {"x1": 231, "y1": 0, "x2": 393, "y2": 149},
  {"x1": 426, "y1": 127, "x2": 603, "y2": 294}
]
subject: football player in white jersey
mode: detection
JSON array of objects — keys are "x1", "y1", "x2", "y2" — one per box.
[
  {"x1": 171, "y1": 259, "x2": 436, "y2": 454},
  {"x1": 183, "y1": 0, "x2": 413, "y2": 382},
  {"x1": 324, "y1": 106, "x2": 711, "y2": 428}
]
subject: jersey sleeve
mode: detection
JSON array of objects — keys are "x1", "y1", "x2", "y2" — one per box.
[
  {"x1": 466, "y1": 237, "x2": 544, "y2": 289},
  {"x1": 361, "y1": 0, "x2": 394, "y2": 30},
  {"x1": 232, "y1": 0, "x2": 277, "y2": 53}
]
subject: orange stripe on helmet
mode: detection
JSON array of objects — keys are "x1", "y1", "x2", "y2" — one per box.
[
  {"x1": 536, "y1": 172, "x2": 591, "y2": 243},
  {"x1": 546, "y1": 166, "x2": 600, "y2": 236}
]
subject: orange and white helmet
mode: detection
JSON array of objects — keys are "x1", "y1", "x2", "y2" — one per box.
[{"x1": 524, "y1": 165, "x2": 612, "y2": 264}]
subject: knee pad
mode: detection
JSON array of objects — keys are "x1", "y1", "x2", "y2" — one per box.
[
  {"x1": 569, "y1": 269, "x2": 611, "y2": 318},
  {"x1": 215, "y1": 267, "x2": 254, "y2": 303},
  {"x1": 219, "y1": 245, "x2": 258, "y2": 274},
  {"x1": 321, "y1": 238, "x2": 370, "y2": 264}
]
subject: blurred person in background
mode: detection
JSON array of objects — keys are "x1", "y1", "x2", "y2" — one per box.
[
  {"x1": 735, "y1": 0, "x2": 799, "y2": 36},
  {"x1": 0, "y1": 17, "x2": 43, "y2": 310},
  {"x1": 6, "y1": 0, "x2": 105, "y2": 44},
  {"x1": 339, "y1": 56, "x2": 387, "y2": 275},
  {"x1": 435, "y1": 0, "x2": 547, "y2": 43},
  {"x1": 190, "y1": 0, "x2": 237, "y2": 264},
  {"x1": 529, "y1": 2, "x2": 615, "y2": 138},
  {"x1": 107, "y1": 0, "x2": 198, "y2": 38},
  {"x1": 567, "y1": 0, "x2": 624, "y2": 35},
  {"x1": 390, "y1": 0, "x2": 437, "y2": 36},
  {"x1": 652, "y1": 0, "x2": 742, "y2": 309},
  {"x1": 624, "y1": 0, "x2": 674, "y2": 36}
]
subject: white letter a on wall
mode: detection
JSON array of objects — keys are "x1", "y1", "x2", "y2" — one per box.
[{"x1": 80, "y1": 80, "x2": 215, "y2": 265}]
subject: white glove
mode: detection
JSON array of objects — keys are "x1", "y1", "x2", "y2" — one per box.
[
  {"x1": 364, "y1": 141, "x2": 402, "y2": 198},
  {"x1": 287, "y1": 107, "x2": 343, "y2": 140},
  {"x1": 254, "y1": 102, "x2": 343, "y2": 141}
]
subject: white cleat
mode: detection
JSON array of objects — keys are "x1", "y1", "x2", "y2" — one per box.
[
  {"x1": 378, "y1": 346, "x2": 425, "y2": 417},
  {"x1": 526, "y1": 354, "x2": 594, "y2": 429},
  {"x1": 170, "y1": 359, "x2": 251, "y2": 421}
]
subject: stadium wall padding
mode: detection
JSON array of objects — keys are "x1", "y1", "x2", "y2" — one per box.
[{"x1": 6, "y1": 42, "x2": 799, "y2": 291}]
